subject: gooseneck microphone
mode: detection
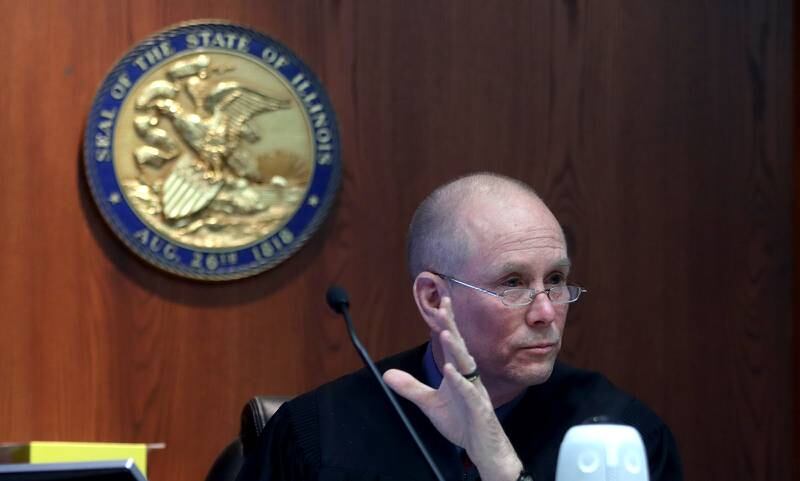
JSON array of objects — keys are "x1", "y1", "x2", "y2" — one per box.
[{"x1": 326, "y1": 286, "x2": 445, "y2": 481}]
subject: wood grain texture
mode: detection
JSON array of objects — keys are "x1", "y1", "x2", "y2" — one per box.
[
  {"x1": 795, "y1": 0, "x2": 800, "y2": 477},
  {"x1": 0, "y1": 1, "x2": 791, "y2": 480}
]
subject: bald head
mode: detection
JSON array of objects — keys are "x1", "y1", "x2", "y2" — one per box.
[{"x1": 406, "y1": 172, "x2": 557, "y2": 278}]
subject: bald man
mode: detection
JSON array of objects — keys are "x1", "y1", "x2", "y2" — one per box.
[{"x1": 238, "y1": 173, "x2": 682, "y2": 481}]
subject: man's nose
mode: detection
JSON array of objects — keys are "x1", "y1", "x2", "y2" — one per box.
[{"x1": 525, "y1": 291, "x2": 557, "y2": 326}]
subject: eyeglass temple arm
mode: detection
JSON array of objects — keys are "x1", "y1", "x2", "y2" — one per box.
[{"x1": 435, "y1": 274, "x2": 501, "y2": 298}]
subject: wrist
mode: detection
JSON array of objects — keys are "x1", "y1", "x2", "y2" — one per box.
[
  {"x1": 474, "y1": 450, "x2": 523, "y2": 481},
  {"x1": 515, "y1": 469, "x2": 533, "y2": 481},
  {"x1": 501, "y1": 457, "x2": 525, "y2": 481}
]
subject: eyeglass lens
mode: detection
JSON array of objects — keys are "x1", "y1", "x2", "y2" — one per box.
[{"x1": 501, "y1": 286, "x2": 580, "y2": 306}]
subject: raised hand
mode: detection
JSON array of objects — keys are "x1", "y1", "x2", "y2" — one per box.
[{"x1": 383, "y1": 296, "x2": 524, "y2": 481}]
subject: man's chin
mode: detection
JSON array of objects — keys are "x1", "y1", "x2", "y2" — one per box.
[
  {"x1": 484, "y1": 359, "x2": 557, "y2": 405},
  {"x1": 516, "y1": 358, "x2": 557, "y2": 386}
]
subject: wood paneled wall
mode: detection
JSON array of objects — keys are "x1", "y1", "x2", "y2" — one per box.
[{"x1": 0, "y1": 1, "x2": 791, "y2": 480}]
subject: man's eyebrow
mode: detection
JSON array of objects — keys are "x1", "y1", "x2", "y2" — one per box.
[{"x1": 497, "y1": 258, "x2": 572, "y2": 273}]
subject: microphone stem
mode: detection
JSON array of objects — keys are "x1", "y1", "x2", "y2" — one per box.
[{"x1": 341, "y1": 307, "x2": 446, "y2": 481}]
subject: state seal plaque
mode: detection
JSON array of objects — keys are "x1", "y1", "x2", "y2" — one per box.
[{"x1": 84, "y1": 21, "x2": 341, "y2": 280}]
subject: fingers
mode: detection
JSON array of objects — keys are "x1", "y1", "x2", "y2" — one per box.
[
  {"x1": 438, "y1": 296, "x2": 479, "y2": 383},
  {"x1": 383, "y1": 369, "x2": 435, "y2": 408},
  {"x1": 440, "y1": 329, "x2": 477, "y2": 377},
  {"x1": 438, "y1": 296, "x2": 473, "y2": 370},
  {"x1": 438, "y1": 296, "x2": 460, "y2": 335},
  {"x1": 441, "y1": 362, "x2": 483, "y2": 398}
]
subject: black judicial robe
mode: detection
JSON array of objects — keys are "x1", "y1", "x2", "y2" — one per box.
[{"x1": 237, "y1": 344, "x2": 683, "y2": 481}]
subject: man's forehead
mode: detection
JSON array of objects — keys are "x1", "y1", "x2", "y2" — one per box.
[
  {"x1": 461, "y1": 188, "x2": 557, "y2": 224},
  {"x1": 466, "y1": 213, "x2": 566, "y2": 248},
  {"x1": 454, "y1": 185, "x2": 566, "y2": 247},
  {"x1": 464, "y1": 225, "x2": 569, "y2": 276}
]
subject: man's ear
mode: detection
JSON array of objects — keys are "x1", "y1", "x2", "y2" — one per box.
[{"x1": 412, "y1": 272, "x2": 450, "y2": 332}]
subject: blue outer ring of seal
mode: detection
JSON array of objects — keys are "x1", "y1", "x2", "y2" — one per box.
[{"x1": 84, "y1": 22, "x2": 341, "y2": 281}]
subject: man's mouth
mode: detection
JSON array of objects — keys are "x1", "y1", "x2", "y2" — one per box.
[{"x1": 521, "y1": 341, "x2": 558, "y2": 354}]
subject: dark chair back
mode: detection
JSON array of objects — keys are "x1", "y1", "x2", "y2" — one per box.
[{"x1": 205, "y1": 396, "x2": 289, "y2": 481}]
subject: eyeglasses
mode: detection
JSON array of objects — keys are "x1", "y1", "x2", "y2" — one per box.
[{"x1": 433, "y1": 273, "x2": 587, "y2": 307}]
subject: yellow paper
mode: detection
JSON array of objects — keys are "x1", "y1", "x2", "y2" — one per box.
[{"x1": 0, "y1": 442, "x2": 148, "y2": 475}]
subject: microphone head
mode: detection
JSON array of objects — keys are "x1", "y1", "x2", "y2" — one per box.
[
  {"x1": 326, "y1": 285, "x2": 350, "y2": 314},
  {"x1": 555, "y1": 424, "x2": 649, "y2": 481}
]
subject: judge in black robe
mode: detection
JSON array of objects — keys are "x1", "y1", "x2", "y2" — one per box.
[
  {"x1": 238, "y1": 173, "x2": 683, "y2": 481},
  {"x1": 237, "y1": 344, "x2": 682, "y2": 481}
]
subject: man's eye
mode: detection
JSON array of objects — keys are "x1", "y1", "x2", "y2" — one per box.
[
  {"x1": 546, "y1": 273, "x2": 566, "y2": 286},
  {"x1": 502, "y1": 277, "x2": 524, "y2": 288}
]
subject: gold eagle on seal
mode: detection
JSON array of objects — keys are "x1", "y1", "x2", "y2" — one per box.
[{"x1": 133, "y1": 54, "x2": 290, "y2": 220}]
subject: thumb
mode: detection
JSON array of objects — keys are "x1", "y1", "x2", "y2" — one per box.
[{"x1": 383, "y1": 368, "x2": 434, "y2": 409}]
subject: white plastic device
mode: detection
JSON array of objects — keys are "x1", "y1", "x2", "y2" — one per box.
[{"x1": 555, "y1": 424, "x2": 649, "y2": 481}]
